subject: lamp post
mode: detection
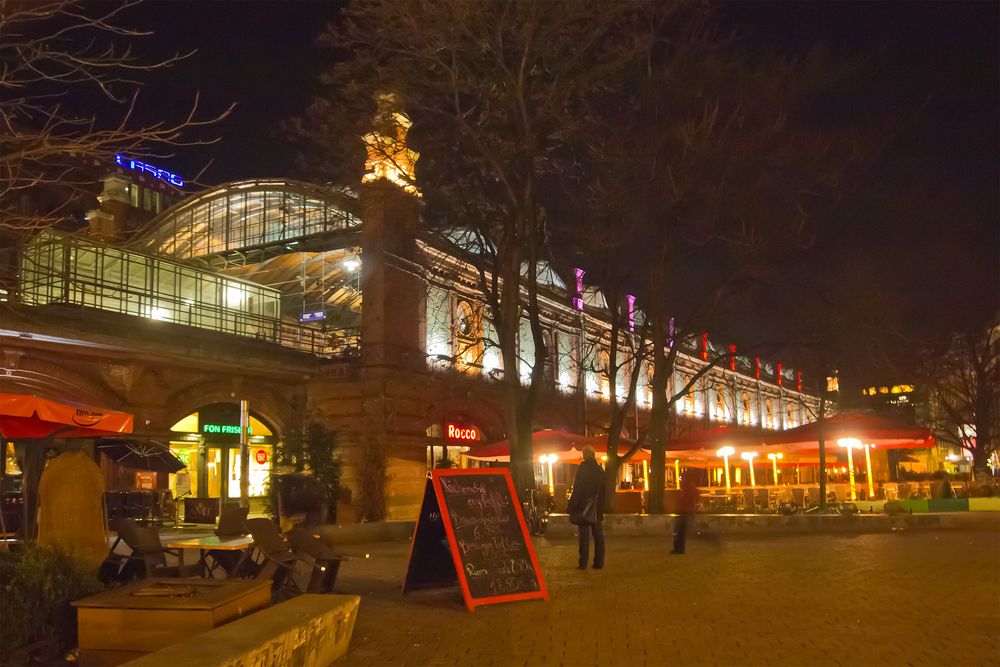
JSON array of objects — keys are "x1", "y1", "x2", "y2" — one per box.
[
  {"x1": 674, "y1": 459, "x2": 681, "y2": 490},
  {"x1": 767, "y1": 452, "x2": 784, "y2": 485},
  {"x1": 864, "y1": 444, "x2": 875, "y2": 498},
  {"x1": 741, "y1": 451, "x2": 758, "y2": 488},
  {"x1": 642, "y1": 459, "x2": 650, "y2": 491},
  {"x1": 538, "y1": 454, "x2": 557, "y2": 495},
  {"x1": 837, "y1": 438, "x2": 862, "y2": 501},
  {"x1": 716, "y1": 446, "x2": 735, "y2": 494}
]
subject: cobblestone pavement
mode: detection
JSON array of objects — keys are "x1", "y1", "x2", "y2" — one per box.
[{"x1": 336, "y1": 529, "x2": 1000, "y2": 667}]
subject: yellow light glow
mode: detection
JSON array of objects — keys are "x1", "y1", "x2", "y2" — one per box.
[
  {"x1": 864, "y1": 443, "x2": 874, "y2": 499},
  {"x1": 716, "y1": 447, "x2": 734, "y2": 493},
  {"x1": 643, "y1": 460, "x2": 650, "y2": 491},
  {"x1": 767, "y1": 452, "x2": 783, "y2": 484},
  {"x1": 741, "y1": 451, "x2": 758, "y2": 487},
  {"x1": 546, "y1": 456, "x2": 555, "y2": 495},
  {"x1": 674, "y1": 459, "x2": 681, "y2": 490},
  {"x1": 361, "y1": 94, "x2": 422, "y2": 197}
]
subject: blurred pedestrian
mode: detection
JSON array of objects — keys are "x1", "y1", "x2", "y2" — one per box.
[
  {"x1": 672, "y1": 472, "x2": 700, "y2": 555},
  {"x1": 568, "y1": 445, "x2": 605, "y2": 569}
]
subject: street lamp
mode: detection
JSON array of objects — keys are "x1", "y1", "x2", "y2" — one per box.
[
  {"x1": 539, "y1": 453, "x2": 557, "y2": 495},
  {"x1": 767, "y1": 452, "x2": 784, "y2": 485},
  {"x1": 741, "y1": 451, "x2": 758, "y2": 488},
  {"x1": 837, "y1": 438, "x2": 862, "y2": 500},
  {"x1": 716, "y1": 446, "x2": 735, "y2": 493},
  {"x1": 863, "y1": 444, "x2": 875, "y2": 499}
]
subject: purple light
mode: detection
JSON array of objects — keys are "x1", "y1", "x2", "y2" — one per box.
[
  {"x1": 668, "y1": 316, "x2": 676, "y2": 348},
  {"x1": 572, "y1": 268, "x2": 585, "y2": 311},
  {"x1": 626, "y1": 294, "x2": 636, "y2": 332}
]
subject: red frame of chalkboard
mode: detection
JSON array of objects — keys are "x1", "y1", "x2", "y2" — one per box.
[{"x1": 431, "y1": 468, "x2": 550, "y2": 612}]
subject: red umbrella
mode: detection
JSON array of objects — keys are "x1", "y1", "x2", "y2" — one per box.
[
  {"x1": 467, "y1": 429, "x2": 648, "y2": 463},
  {"x1": 764, "y1": 412, "x2": 934, "y2": 450},
  {"x1": 0, "y1": 393, "x2": 133, "y2": 439}
]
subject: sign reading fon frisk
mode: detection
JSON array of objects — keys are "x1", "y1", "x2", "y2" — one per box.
[{"x1": 403, "y1": 469, "x2": 548, "y2": 612}]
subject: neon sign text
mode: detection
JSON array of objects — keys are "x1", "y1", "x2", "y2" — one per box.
[
  {"x1": 203, "y1": 423, "x2": 252, "y2": 435},
  {"x1": 446, "y1": 423, "x2": 479, "y2": 441},
  {"x1": 115, "y1": 154, "x2": 184, "y2": 187}
]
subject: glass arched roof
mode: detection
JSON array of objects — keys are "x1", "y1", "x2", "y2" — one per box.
[{"x1": 138, "y1": 179, "x2": 360, "y2": 259}]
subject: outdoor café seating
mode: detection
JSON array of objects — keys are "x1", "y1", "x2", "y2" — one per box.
[
  {"x1": 286, "y1": 529, "x2": 349, "y2": 594},
  {"x1": 245, "y1": 517, "x2": 311, "y2": 600},
  {"x1": 102, "y1": 518, "x2": 179, "y2": 582}
]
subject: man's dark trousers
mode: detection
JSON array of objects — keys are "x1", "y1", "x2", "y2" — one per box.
[
  {"x1": 579, "y1": 521, "x2": 605, "y2": 567},
  {"x1": 673, "y1": 513, "x2": 689, "y2": 553}
]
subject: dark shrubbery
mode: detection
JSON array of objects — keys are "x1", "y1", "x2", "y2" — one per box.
[{"x1": 0, "y1": 546, "x2": 104, "y2": 665}]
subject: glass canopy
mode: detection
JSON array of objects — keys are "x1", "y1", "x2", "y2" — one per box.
[{"x1": 139, "y1": 179, "x2": 360, "y2": 259}]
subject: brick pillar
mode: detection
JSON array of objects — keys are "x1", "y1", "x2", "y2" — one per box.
[{"x1": 358, "y1": 180, "x2": 424, "y2": 371}]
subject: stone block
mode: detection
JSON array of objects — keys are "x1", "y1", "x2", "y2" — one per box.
[{"x1": 124, "y1": 594, "x2": 360, "y2": 667}]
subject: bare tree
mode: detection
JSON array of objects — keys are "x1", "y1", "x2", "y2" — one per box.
[
  {"x1": 923, "y1": 323, "x2": 999, "y2": 480},
  {"x1": 556, "y1": 8, "x2": 861, "y2": 512},
  {"x1": 298, "y1": 0, "x2": 671, "y2": 496},
  {"x1": 0, "y1": 0, "x2": 231, "y2": 232}
]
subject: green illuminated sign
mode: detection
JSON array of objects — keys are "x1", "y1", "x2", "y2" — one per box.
[{"x1": 202, "y1": 424, "x2": 253, "y2": 435}]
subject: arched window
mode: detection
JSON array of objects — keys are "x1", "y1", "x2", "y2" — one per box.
[
  {"x1": 454, "y1": 300, "x2": 482, "y2": 373},
  {"x1": 714, "y1": 386, "x2": 727, "y2": 421},
  {"x1": 741, "y1": 391, "x2": 752, "y2": 424},
  {"x1": 765, "y1": 399, "x2": 775, "y2": 428}
]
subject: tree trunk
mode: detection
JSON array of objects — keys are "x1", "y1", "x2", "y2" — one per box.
[
  {"x1": 817, "y1": 392, "x2": 827, "y2": 510},
  {"x1": 647, "y1": 309, "x2": 670, "y2": 514}
]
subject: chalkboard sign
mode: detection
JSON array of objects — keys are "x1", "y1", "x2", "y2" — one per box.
[{"x1": 403, "y1": 469, "x2": 548, "y2": 611}]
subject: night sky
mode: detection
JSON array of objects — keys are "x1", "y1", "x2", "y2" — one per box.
[{"x1": 121, "y1": 1, "x2": 997, "y2": 381}]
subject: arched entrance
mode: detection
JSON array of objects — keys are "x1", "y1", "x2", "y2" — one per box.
[
  {"x1": 425, "y1": 419, "x2": 485, "y2": 470},
  {"x1": 168, "y1": 402, "x2": 277, "y2": 501}
]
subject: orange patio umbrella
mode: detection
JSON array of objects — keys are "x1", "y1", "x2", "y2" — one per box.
[{"x1": 0, "y1": 393, "x2": 133, "y2": 439}]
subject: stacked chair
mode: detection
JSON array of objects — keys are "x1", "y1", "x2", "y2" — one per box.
[{"x1": 245, "y1": 518, "x2": 351, "y2": 601}]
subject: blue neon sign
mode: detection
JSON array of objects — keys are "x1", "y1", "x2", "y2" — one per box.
[
  {"x1": 299, "y1": 310, "x2": 326, "y2": 323},
  {"x1": 115, "y1": 154, "x2": 184, "y2": 188}
]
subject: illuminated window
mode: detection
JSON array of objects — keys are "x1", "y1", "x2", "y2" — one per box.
[
  {"x1": 454, "y1": 300, "x2": 482, "y2": 374},
  {"x1": 597, "y1": 350, "x2": 611, "y2": 400},
  {"x1": 741, "y1": 391, "x2": 751, "y2": 424},
  {"x1": 714, "y1": 386, "x2": 727, "y2": 421},
  {"x1": 4, "y1": 442, "x2": 21, "y2": 475},
  {"x1": 765, "y1": 399, "x2": 774, "y2": 428}
]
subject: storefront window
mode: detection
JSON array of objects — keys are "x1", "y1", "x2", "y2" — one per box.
[
  {"x1": 4, "y1": 442, "x2": 22, "y2": 475},
  {"x1": 228, "y1": 445, "x2": 272, "y2": 498},
  {"x1": 168, "y1": 442, "x2": 198, "y2": 499}
]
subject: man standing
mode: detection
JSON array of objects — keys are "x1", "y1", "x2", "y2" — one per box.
[
  {"x1": 672, "y1": 472, "x2": 701, "y2": 554},
  {"x1": 568, "y1": 445, "x2": 605, "y2": 569}
]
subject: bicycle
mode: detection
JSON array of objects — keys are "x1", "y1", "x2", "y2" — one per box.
[{"x1": 522, "y1": 488, "x2": 550, "y2": 536}]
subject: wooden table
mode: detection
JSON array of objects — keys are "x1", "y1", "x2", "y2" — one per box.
[
  {"x1": 166, "y1": 535, "x2": 254, "y2": 578},
  {"x1": 73, "y1": 577, "x2": 270, "y2": 665}
]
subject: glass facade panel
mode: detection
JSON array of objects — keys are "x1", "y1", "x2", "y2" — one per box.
[
  {"x1": 142, "y1": 181, "x2": 360, "y2": 259},
  {"x1": 19, "y1": 231, "x2": 281, "y2": 344}
]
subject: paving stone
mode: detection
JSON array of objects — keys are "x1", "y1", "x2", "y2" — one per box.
[{"x1": 335, "y1": 530, "x2": 1000, "y2": 667}]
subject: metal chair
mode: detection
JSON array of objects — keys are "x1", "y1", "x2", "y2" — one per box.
[
  {"x1": 741, "y1": 488, "x2": 755, "y2": 511},
  {"x1": 246, "y1": 518, "x2": 306, "y2": 600},
  {"x1": 105, "y1": 518, "x2": 179, "y2": 581},
  {"x1": 286, "y1": 529, "x2": 350, "y2": 594},
  {"x1": 755, "y1": 488, "x2": 770, "y2": 511}
]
